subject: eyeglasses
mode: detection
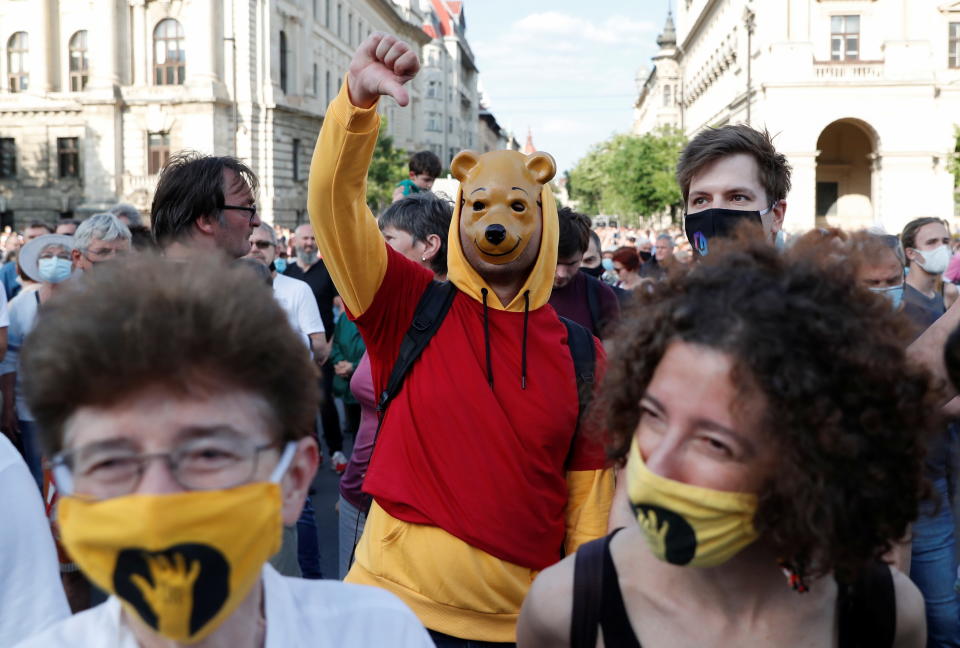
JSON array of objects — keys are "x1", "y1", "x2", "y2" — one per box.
[
  {"x1": 52, "y1": 436, "x2": 280, "y2": 499},
  {"x1": 250, "y1": 240, "x2": 274, "y2": 249},
  {"x1": 222, "y1": 204, "x2": 258, "y2": 225}
]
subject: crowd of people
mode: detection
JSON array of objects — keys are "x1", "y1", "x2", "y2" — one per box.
[{"x1": 3, "y1": 30, "x2": 960, "y2": 648}]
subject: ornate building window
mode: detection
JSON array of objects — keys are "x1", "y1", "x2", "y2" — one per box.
[
  {"x1": 69, "y1": 30, "x2": 89, "y2": 92},
  {"x1": 7, "y1": 32, "x2": 29, "y2": 92},
  {"x1": 293, "y1": 139, "x2": 301, "y2": 181},
  {"x1": 280, "y1": 31, "x2": 289, "y2": 93},
  {"x1": 154, "y1": 19, "x2": 185, "y2": 85},
  {"x1": 950, "y1": 23, "x2": 959, "y2": 69},
  {"x1": 0, "y1": 139, "x2": 15, "y2": 178},
  {"x1": 148, "y1": 132, "x2": 170, "y2": 175},
  {"x1": 57, "y1": 138, "x2": 80, "y2": 178},
  {"x1": 663, "y1": 84, "x2": 671, "y2": 107},
  {"x1": 831, "y1": 15, "x2": 860, "y2": 61}
]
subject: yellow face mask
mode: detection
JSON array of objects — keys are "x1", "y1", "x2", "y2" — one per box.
[
  {"x1": 626, "y1": 437, "x2": 759, "y2": 567},
  {"x1": 56, "y1": 442, "x2": 296, "y2": 644}
]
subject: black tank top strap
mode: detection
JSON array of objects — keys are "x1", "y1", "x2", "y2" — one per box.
[
  {"x1": 571, "y1": 528, "x2": 641, "y2": 648},
  {"x1": 836, "y1": 561, "x2": 896, "y2": 648}
]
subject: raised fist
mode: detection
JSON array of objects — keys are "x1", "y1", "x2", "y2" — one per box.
[{"x1": 347, "y1": 33, "x2": 420, "y2": 109}]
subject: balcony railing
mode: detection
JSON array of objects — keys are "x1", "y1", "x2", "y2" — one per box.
[{"x1": 813, "y1": 60, "x2": 884, "y2": 80}]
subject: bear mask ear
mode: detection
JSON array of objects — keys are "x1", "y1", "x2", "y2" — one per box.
[
  {"x1": 524, "y1": 152, "x2": 556, "y2": 185},
  {"x1": 451, "y1": 151, "x2": 480, "y2": 182}
]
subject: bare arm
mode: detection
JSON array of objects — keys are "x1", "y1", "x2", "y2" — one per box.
[
  {"x1": 308, "y1": 333, "x2": 330, "y2": 366},
  {"x1": 0, "y1": 327, "x2": 7, "y2": 363},
  {"x1": 906, "y1": 297, "x2": 960, "y2": 405},
  {"x1": 517, "y1": 554, "x2": 576, "y2": 648},
  {"x1": 946, "y1": 283, "x2": 958, "y2": 310},
  {"x1": 892, "y1": 568, "x2": 926, "y2": 647}
]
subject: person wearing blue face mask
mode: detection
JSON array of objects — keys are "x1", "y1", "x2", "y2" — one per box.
[
  {"x1": 0, "y1": 234, "x2": 75, "y2": 490},
  {"x1": 676, "y1": 125, "x2": 792, "y2": 258}
]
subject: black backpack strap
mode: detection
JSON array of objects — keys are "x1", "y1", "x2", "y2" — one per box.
[
  {"x1": 571, "y1": 534, "x2": 608, "y2": 648},
  {"x1": 376, "y1": 280, "x2": 458, "y2": 421},
  {"x1": 572, "y1": 529, "x2": 636, "y2": 648},
  {"x1": 837, "y1": 562, "x2": 896, "y2": 648},
  {"x1": 583, "y1": 274, "x2": 603, "y2": 338},
  {"x1": 356, "y1": 280, "x2": 457, "y2": 519},
  {"x1": 560, "y1": 317, "x2": 596, "y2": 435}
]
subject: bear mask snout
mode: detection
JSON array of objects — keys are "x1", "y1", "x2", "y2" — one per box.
[{"x1": 485, "y1": 224, "x2": 507, "y2": 245}]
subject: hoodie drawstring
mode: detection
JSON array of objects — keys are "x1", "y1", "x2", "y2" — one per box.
[
  {"x1": 521, "y1": 290, "x2": 530, "y2": 390},
  {"x1": 481, "y1": 288, "x2": 494, "y2": 387}
]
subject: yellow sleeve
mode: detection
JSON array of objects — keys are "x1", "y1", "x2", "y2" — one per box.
[
  {"x1": 307, "y1": 76, "x2": 388, "y2": 317},
  {"x1": 564, "y1": 468, "x2": 615, "y2": 555}
]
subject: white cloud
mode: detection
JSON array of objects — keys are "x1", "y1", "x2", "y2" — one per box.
[{"x1": 470, "y1": 6, "x2": 660, "y2": 172}]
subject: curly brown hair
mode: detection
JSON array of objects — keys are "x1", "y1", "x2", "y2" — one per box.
[{"x1": 600, "y1": 236, "x2": 936, "y2": 581}]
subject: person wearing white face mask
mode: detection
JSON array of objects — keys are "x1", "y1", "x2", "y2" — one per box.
[
  {"x1": 0, "y1": 234, "x2": 76, "y2": 490},
  {"x1": 902, "y1": 218, "x2": 959, "y2": 321}
]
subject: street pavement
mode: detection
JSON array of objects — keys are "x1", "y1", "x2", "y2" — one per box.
[{"x1": 310, "y1": 432, "x2": 353, "y2": 580}]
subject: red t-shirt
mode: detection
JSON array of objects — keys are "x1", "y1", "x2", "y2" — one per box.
[{"x1": 352, "y1": 245, "x2": 606, "y2": 570}]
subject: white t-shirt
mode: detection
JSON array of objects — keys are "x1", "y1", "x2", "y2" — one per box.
[
  {"x1": 272, "y1": 273, "x2": 324, "y2": 350},
  {"x1": 16, "y1": 563, "x2": 434, "y2": 647},
  {"x1": 0, "y1": 435, "x2": 70, "y2": 646},
  {"x1": 0, "y1": 282, "x2": 10, "y2": 328},
  {"x1": 0, "y1": 289, "x2": 40, "y2": 420}
]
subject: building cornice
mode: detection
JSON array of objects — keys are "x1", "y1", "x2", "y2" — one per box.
[{"x1": 680, "y1": 0, "x2": 724, "y2": 53}]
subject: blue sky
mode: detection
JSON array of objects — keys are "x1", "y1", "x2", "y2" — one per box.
[{"x1": 466, "y1": 1, "x2": 668, "y2": 174}]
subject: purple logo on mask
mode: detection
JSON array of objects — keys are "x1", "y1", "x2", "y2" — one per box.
[{"x1": 693, "y1": 232, "x2": 708, "y2": 256}]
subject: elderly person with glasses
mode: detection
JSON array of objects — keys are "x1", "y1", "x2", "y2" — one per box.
[
  {"x1": 71, "y1": 213, "x2": 131, "y2": 272},
  {"x1": 15, "y1": 255, "x2": 433, "y2": 648}
]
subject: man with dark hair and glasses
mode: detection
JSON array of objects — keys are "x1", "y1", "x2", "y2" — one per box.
[
  {"x1": 150, "y1": 151, "x2": 261, "y2": 260},
  {"x1": 15, "y1": 255, "x2": 432, "y2": 647}
]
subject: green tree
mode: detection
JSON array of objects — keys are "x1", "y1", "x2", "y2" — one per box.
[
  {"x1": 366, "y1": 120, "x2": 408, "y2": 214},
  {"x1": 568, "y1": 127, "x2": 686, "y2": 226},
  {"x1": 950, "y1": 125, "x2": 960, "y2": 188}
]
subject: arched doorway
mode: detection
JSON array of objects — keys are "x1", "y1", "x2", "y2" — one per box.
[{"x1": 815, "y1": 119, "x2": 877, "y2": 229}]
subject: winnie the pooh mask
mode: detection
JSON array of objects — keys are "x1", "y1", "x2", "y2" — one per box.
[{"x1": 450, "y1": 150, "x2": 557, "y2": 307}]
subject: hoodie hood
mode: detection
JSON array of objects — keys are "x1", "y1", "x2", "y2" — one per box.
[{"x1": 446, "y1": 162, "x2": 559, "y2": 313}]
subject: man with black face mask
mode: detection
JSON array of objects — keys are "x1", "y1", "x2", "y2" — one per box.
[
  {"x1": 550, "y1": 208, "x2": 620, "y2": 339},
  {"x1": 677, "y1": 125, "x2": 791, "y2": 257}
]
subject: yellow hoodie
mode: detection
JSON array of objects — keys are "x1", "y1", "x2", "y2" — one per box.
[{"x1": 308, "y1": 78, "x2": 612, "y2": 642}]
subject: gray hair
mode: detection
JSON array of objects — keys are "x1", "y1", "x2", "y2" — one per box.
[
  {"x1": 255, "y1": 223, "x2": 278, "y2": 246},
  {"x1": 109, "y1": 203, "x2": 143, "y2": 227},
  {"x1": 75, "y1": 213, "x2": 132, "y2": 252},
  {"x1": 657, "y1": 233, "x2": 675, "y2": 248}
]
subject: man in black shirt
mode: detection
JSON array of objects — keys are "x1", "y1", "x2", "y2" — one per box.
[{"x1": 285, "y1": 224, "x2": 346, "y2": 473}]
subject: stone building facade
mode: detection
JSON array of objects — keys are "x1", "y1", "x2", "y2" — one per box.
[
  {"x1": 633, "y1": 0, "x2": 960, "y2": 234},
  {"x1": 0, "y1": 0, "x2": 429, "y2": 228},
  {"x1": 418, "y1": 0, "x2": 479, "y2": 168}
]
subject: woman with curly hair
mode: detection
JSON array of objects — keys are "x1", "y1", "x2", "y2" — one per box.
[{"x1": 517, "y1": 237, "x2": 934, "y2": 648}]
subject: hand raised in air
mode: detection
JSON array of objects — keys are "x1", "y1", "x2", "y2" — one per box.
[{"x1": 347, "y1": 33, "x2": 420, "y2": 109}]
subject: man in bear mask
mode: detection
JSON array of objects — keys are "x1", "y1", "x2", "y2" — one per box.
[{"x1": 307, "y1": 33, "x2": 612, "y2": 645}]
